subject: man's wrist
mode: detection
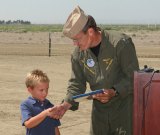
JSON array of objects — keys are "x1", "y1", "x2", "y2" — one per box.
[
  {"x1": 112, "y1": 87, "x2": 119, "y2": 97},
  {"x1": 114, "y1": 90, "x2": 119, "y2": 96}
]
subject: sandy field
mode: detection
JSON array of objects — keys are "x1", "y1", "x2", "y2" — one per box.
[{"x1": 0, "y1": 30, "x2": 160, "y2": 135}]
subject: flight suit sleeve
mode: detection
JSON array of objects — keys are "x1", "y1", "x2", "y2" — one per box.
[
  {"x1": 112, "y1": 38, "x2": 139, "y2": 98},
  {"x1": 64, "y1": 53, "x2": 87, "y2": 111}
]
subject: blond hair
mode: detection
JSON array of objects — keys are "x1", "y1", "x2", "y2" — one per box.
[{"x1": 25, "y1": 69, "x2": 50, "y2": 88}]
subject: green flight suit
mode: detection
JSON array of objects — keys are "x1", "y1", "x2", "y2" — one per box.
[{"x1": 64, "y1": 30, "x2": 139, "y2": 135}]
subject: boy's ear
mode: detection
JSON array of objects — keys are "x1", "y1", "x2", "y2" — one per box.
[{"x1": 27, "y1": 87, "x2": 33, "y2": 93}]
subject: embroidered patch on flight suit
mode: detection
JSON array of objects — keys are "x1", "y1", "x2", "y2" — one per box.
[
  {"x1": 87, "y1": 59, "x2": 95, "y2": 67},
  {"x1": 81, "y1": 59, "x2": 95, "y2": 75},
  {"x1": 103, "y1": 58, "x2": 113, "y2": 70}
]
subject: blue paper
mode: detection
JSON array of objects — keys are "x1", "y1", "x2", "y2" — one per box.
[{"x1": 72, "y1": 89, "x2": 104, "y2": 102}]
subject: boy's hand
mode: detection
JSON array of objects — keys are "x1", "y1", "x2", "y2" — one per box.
[
  {"x1": 45, "y1": 107, "x2": 58, "y2": 117},
  {"x1": 49, "y1": 102, "x2": 71, "y2": 119}
]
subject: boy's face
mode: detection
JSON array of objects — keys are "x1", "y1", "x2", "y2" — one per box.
[{"x1": 28, "y1": 82, "x2": 49, "y2": 102}]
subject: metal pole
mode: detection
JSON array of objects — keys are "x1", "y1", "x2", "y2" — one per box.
[{"x1": 49, "y1": 33, "x2": 51, "y2": 57}]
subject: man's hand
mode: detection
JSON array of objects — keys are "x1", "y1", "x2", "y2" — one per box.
[
  {"x1": 49, "y1": 102, "x2": 72, "y2": 119},
  {"x1": 93, "y1": 89, "x2": 116, "y2": 103}
]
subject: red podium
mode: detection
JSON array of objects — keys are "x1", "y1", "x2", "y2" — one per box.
[{"x1": 133, "y1": 71, "x2": 160, "y2": 135}]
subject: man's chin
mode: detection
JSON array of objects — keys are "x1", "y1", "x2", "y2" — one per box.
[{"x1": 79, "y1": 47, "x2": 87, "y2": 51}]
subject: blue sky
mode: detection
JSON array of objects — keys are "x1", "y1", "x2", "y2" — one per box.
[{"x1": 0, "y1": 0, "x2": 159, "y2": 24}]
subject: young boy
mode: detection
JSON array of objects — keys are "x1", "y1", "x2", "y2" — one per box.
[{"x1": 20, "y1": 69, "x2": 60, "y2": 135}]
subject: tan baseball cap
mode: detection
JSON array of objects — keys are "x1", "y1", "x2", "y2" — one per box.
[{"x1": 63, "y1": 6, "x2": 88, "y2": 38}]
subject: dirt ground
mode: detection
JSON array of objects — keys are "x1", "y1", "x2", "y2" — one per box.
[{"x1": 0, "y1": 30, "x2": 160, "y2": 135}]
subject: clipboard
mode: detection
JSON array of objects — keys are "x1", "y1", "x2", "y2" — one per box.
[{"x1": 72, "y1": 89, "x2": 104, "y2": 102}]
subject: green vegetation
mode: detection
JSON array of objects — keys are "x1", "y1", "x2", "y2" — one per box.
[
  {"x1": 0, "y1": 24, "x2": 160, "y2": 33},
  {"x1": 0, "y1": 24, "x2": 63, "y2": 33},
  {"x1": 0, "y1": 20, "x2": 31, "y2": 25},
  {"x1": 99, "y1": 24, "x2": 160, "y2": 32}
]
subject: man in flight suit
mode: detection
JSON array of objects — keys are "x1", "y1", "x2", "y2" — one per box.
[{"x1": 52, "y1": 6, "x2": 139, "y2": 135}]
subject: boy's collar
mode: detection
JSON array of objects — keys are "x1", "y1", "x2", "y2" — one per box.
[{"x1": 28, "y1": 96, "x2": 48, "y2": 105}]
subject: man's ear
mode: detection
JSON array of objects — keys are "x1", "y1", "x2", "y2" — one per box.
[{"x1": 88, "y1": 28, "x2": 94, "y2": 36}]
